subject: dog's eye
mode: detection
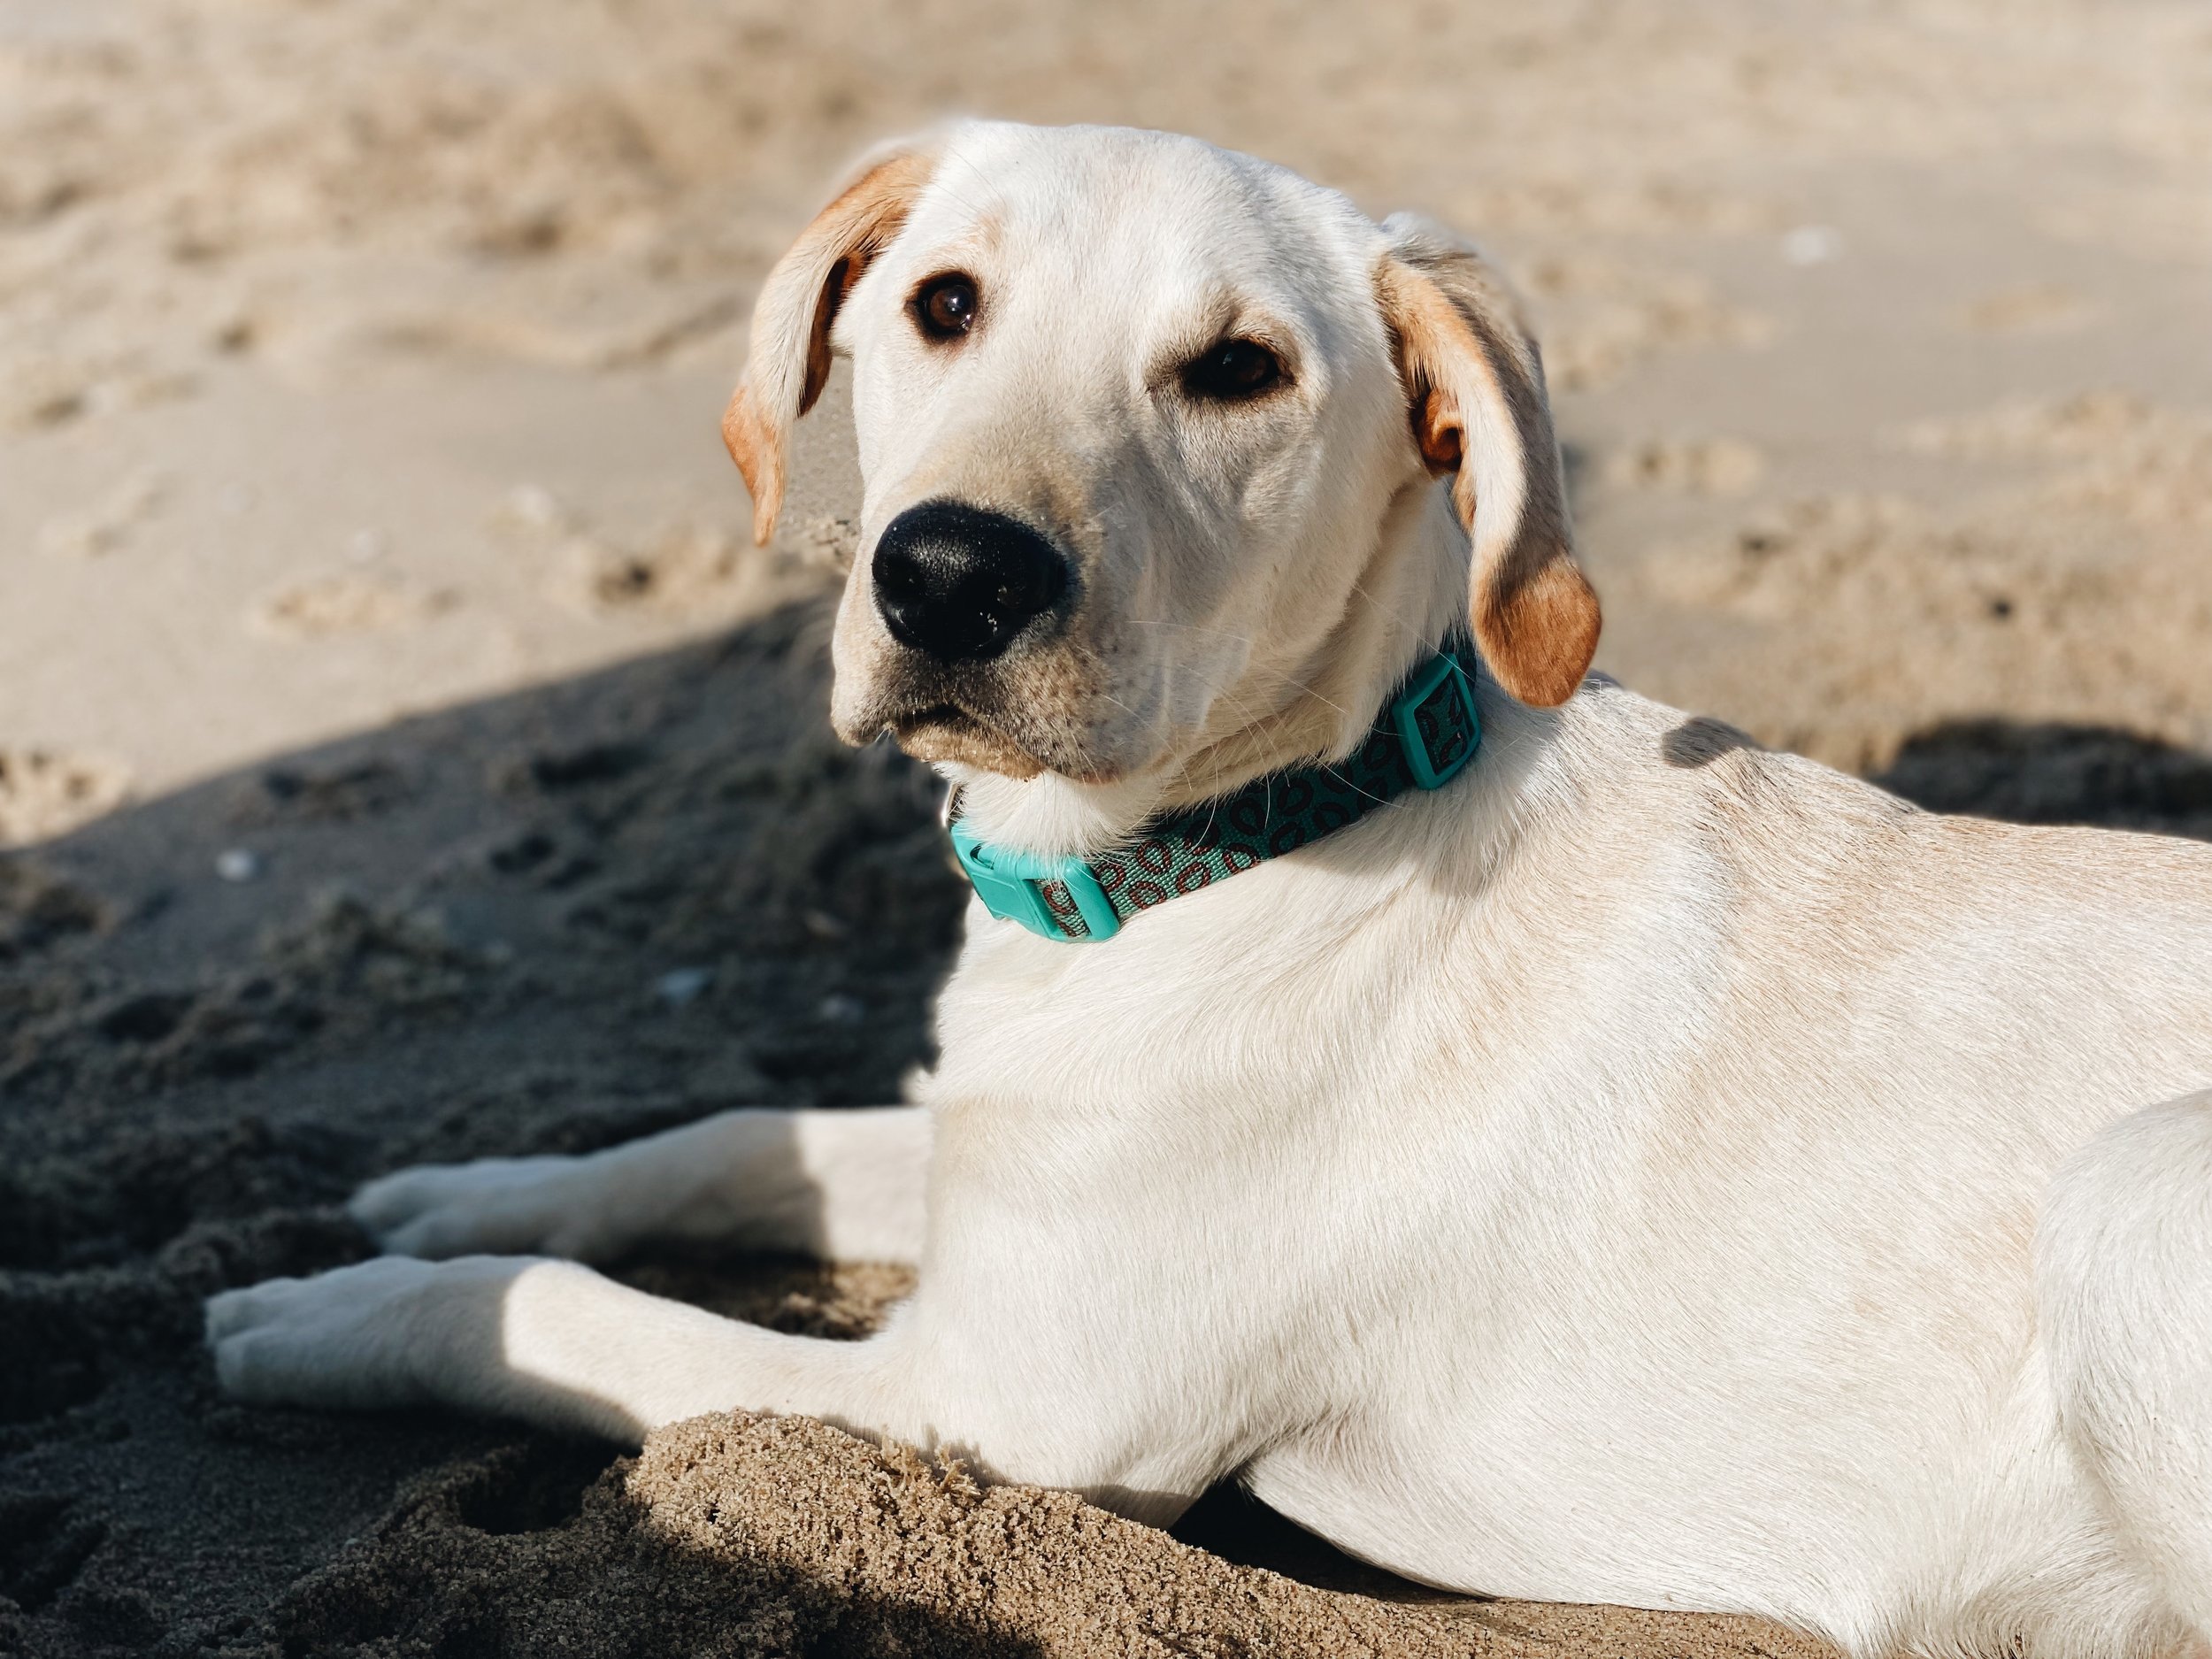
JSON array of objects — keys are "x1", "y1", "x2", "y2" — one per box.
[
  {"x1": 1182, "y1": 338, "x2": 1284, "y2": 401},
  {"x1": 914, "y1": 273, "x2": 979, "y2": 342}
]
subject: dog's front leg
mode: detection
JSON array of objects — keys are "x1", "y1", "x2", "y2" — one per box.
[
  {"x1": 204, "y1": 1256, "x2": 1217, "y2": 1523},
  {"x1": 349, "y1": 1106, "x2": 929, "y2": 1266},
  {"x1": 206, "y1": 1256, "x2": 902, "y2": 1445}
]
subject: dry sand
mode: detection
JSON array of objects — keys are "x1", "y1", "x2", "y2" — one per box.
[{"x1": 2, "y1": 0, "x2": 2209, "y2": 1654}]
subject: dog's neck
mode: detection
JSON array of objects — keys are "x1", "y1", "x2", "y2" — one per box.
[{"x1": 949, "y1": 478, "x2": 1472, "y2": 859}]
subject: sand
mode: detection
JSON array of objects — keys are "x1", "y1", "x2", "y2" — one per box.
[{"x1": 2, "y1": 0, "x2": 2209, "y2": 1653}]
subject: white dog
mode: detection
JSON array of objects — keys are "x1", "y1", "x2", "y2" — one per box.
[{"x1": 207, "y1": 122, "x2": 2212, "y2": 1657}]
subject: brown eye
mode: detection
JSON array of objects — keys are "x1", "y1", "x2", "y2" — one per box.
[
  {"x1": 1183, "y1": 338, "x2": 1284, "y2": 401},
  {"x1": 915, "y1": 273, "x2": 979, "y2": 341}
]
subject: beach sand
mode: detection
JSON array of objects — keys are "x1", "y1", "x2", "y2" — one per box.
[{"x1": 2, "y1": 1, "x2": 2209, "y2": 1653}]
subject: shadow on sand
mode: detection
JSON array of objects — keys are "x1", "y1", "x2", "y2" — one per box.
[{"x1": 1, "y1": 598, "x2": 2204, "y2": 1652}]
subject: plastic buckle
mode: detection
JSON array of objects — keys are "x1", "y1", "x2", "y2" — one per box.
[
  {"x1": 1389, "y1": 651, "x2": 1481, "y2": 790},
  {"x1": 948, "y1": 819, "x2": 1122, "y2": 942}
]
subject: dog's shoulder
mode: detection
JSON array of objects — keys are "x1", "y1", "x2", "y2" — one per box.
[
  {"x1": 1509, "y1": 677, "x2": 1916, "y2": 857},
  {"x1": 1538, "y1": 677, "x2": 2212, "y2": 922}
]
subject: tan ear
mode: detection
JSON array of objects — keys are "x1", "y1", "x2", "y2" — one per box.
[
  {"x1": 1374, "y1": 214, "x2": 1600, "y2": 707},
  {"x1": 722, "y1": 142, "x2": 940, "y2": 546}
]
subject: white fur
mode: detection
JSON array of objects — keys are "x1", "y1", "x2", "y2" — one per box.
[{"x1": 209, "y1": 123, "x2": 2212, "y2": 1656}]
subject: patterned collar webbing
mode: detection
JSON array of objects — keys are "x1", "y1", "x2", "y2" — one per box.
[{"x1": 946, "y1": 638, "x2": 1482, "y2": 942}]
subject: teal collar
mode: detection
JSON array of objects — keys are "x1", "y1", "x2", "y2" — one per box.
[{"x1": 948, "y1": 639, "x2": 1481, "y2": 942}]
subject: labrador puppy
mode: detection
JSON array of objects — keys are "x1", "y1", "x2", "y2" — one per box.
[{"x1": 208, "y1": 122, "x2": 2212, "y2": 1658}]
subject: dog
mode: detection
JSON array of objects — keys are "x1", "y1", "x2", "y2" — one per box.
[{"x1": 207, "y1": 121, "x2": 2212, "y2": 1656}]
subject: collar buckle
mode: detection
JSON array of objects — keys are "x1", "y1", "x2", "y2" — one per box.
[
  {"x1": 948, "y1": 818, "x2": 1123, "y2": 941},
  {"x1": 1388, "y1": 649, "x2": 1481, "y2": 790}
]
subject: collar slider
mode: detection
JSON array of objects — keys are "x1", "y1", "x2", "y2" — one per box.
[{"x1": 1390, "y1": 649, "x2": 1481, "y2": 790}]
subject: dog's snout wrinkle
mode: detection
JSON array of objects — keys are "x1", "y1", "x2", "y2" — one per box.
[{"x1": 872, "y1": 501, "x2": 1069, "y2": 664}]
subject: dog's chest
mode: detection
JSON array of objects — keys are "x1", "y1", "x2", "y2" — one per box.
[{"x1": 926, "y1": 865, "x2": 1472, "y2": 1131}]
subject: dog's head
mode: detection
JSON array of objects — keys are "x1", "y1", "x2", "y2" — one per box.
[{"x1": 726, "y1": 122, "x2": 1597, "y2": 829}]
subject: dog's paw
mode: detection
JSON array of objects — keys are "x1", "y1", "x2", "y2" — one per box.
[
  {"x1": 204, "y1": 1256, "x2": 526, "y2": 1409},
  {"x1": 207, "y1": 1256, "x2": 440, "y2": 1408},
  {"x1": 351, "y1": 1156, "x2": 619, "y2": 1261}
]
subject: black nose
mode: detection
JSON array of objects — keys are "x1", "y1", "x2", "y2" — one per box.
[{"x1": 872, "y1": 502, "x2": 1068, "y2": 664}]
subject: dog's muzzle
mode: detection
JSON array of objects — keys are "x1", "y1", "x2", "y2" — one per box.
[{"x1": 872, "y1": 501, "x2": 1068, "y2": 664}]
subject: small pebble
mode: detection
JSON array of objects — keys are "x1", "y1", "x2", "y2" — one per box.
[
  {"x1": 1781, "y1": 224, "x2": 1843, "y2": 266},
  {"x1": 657, "y1": 967, "x2": 714, "y2": 1008},
  {"x1": 505, "y1": 484, "x2": 566, "y2": 531},
  {"x1": 215, "y1": 848, "x2": 262, "y2": 882}
]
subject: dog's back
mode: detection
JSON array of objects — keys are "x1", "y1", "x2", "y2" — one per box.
[{"x1": 1236, "y1": 680, "x2": 2212, "y2": 1647}]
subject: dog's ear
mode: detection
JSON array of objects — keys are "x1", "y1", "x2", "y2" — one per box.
[
  {"x1": 723, "y1": 142, "x2": 940, "y2": 546},
  {"x1": 1374, "y1": 214, "x2": 1600, "y2": 707}
]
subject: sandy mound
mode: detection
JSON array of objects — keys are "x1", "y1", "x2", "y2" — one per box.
[{"x1": 266, "y1": 1410, "x2": 1832, "y2": 1659}]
